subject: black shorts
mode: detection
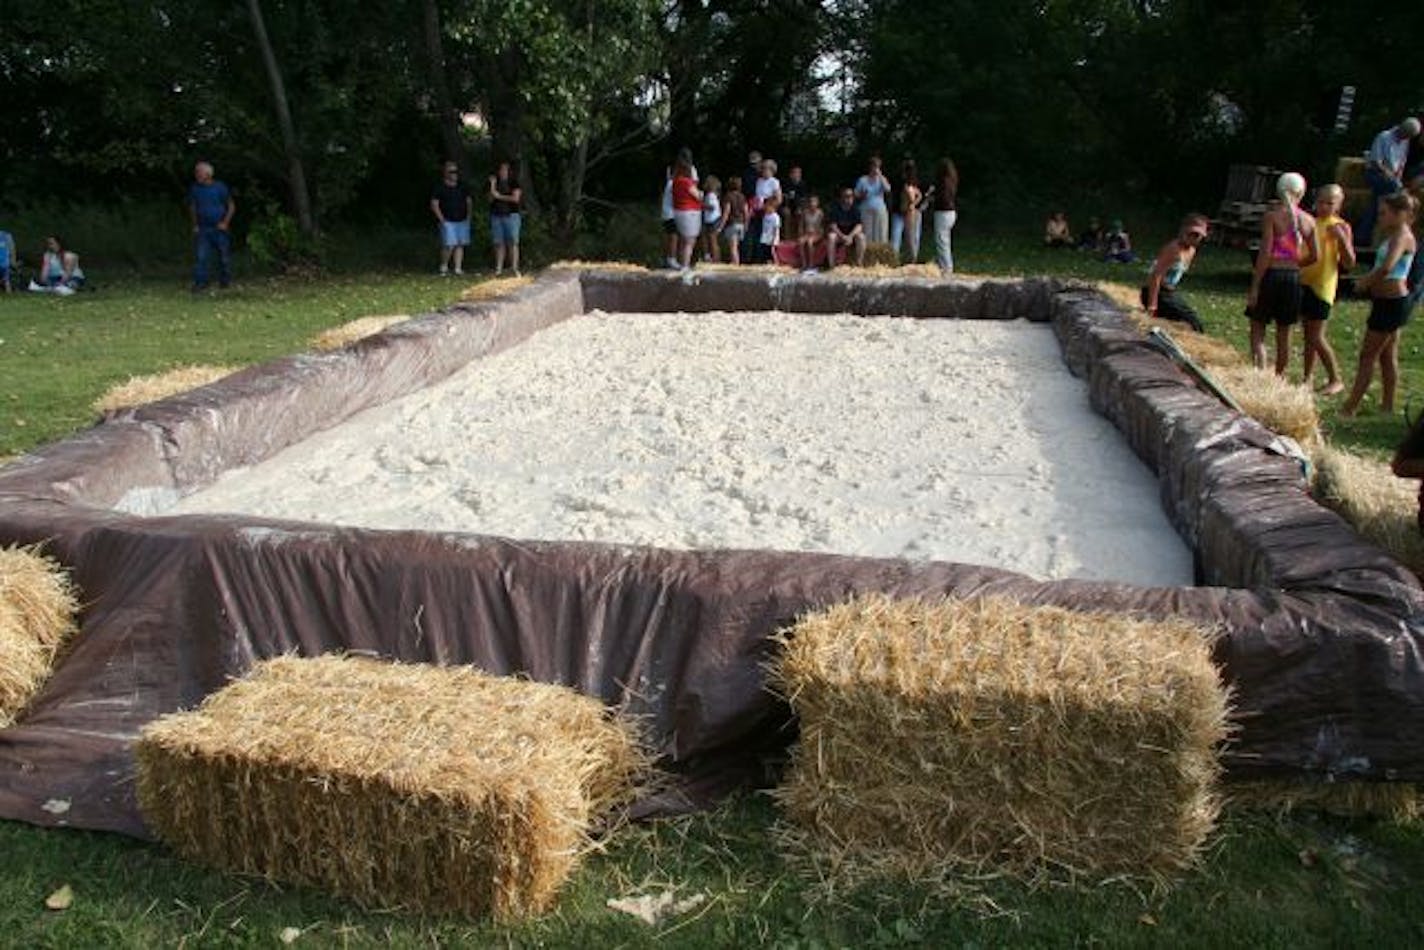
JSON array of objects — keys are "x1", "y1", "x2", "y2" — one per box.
[
  {"x1": 1140, "y1": 285, "x2": 1203, "y2": 333},
  {"x1": 1300, "y1": 285, "x2": 1332, "y2": 321},
  {"x1": 1251, "y1": 268, "x2": 1301, "y2": 326},
  {"x1": 1367, "y1": 295, "x2": 1412, "y2": 333},
  {"x1": 661, "y1": 218, "x2": 676, "y2": 234}
]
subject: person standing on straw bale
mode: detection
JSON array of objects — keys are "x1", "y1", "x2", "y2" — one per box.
[
  {"x1": 755, "y1": 195, "x2": 782, "y2": 265},
  {"x1": 748, "y1": 158, "x2": 782, "y2": 265},
  {"x1": 782, "y1": 165, "x2": 808, "y2": 241},
  {"x1": 701, "y1": 175, "x2": 723, "y2": 263},
  {"x1": 188, "y1": 161, "x2": 235, "y2": 292},
  {"x1": 893, "y1": 159, "x2": 924, "y2": 263},
  {"x1": 1141, "y1": 214, "x2": 1210, "y2": 333},
  {"x1": 488, "y1": 160, "x2": 523, "y2": 277},
  {"x1": 1299, "y1": 184, "x2": 1355, "y2": 395},
  {"x1": 854, "y1": 155, "x2": 891, "y2": 244},
  {"x1": 1341, "y1": 192, "x2": 1418, "y2": 417},
  {"x1": 827, "y1": 187, "x2": 866, "y2": 269},
  {"x1": 721, "y1": 177, "x2": 748, "y2": 266},
  {"x1": 1247, "y1": 172, "x2": 1317, "y2": 376},
  {"x1": 932, "y1": 157, "x2": 959, "y2": 275},
  {"x1": 1360, "y1": 117, "x2": 1420, "y2": 245},
  {"x1": 430, "y1": 161, "x2": 472, "y2": 277},
  {"x1": 670, "y1": 156, "x2": 703, "y2": 270}
]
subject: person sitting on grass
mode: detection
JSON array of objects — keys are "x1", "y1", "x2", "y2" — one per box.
[
  {"x1": 0, "y1": 228, "x2": 14, "y2": 292},
  {"x1": 798, "y1": 194, "x2": 825, "y2": 272},
  {"x1": 755, "y1": 194, "x2": 782, "y2": 265},
  {"x1": 1140, "y1": 214, "x2": 1209, "y2": 333},
  {"x1": 29, "y1": 236, "x2": 84, "y2": 294},
  {"x1": 827, "y1": 187, "x2": 867, "y2": 269},
  {"x1": 1102, "y1": 219, "x2": 1135, "y2": 263},
  {"x1": 1298, "y1": 184, "x2": 1355, "y2": 396},
  {"x1": 1044, "y1": 211, "x2": 1073, "y2": 249},
  {"x1": 1077, "y1": 216, "x2": 1104, "y2": 252},
  {"x1": 1341, "y1": 192, "x2": 1418, "y2": 417}
]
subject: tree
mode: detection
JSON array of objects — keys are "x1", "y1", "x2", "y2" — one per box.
[{"x1": 245, "y1": 0, "x2": 315, "y2": 235}]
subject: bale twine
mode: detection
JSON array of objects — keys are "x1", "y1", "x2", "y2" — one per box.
[
  {"x1": 771, "y1": 595, "x2": 1229, "y2": 887},
  {"x1": 459, "y1": 275, "x2": 533, "y2": 300},
  {"x1": 136, "y1": 654, "x2": 648, "y2": 919},
  {"x1": 1312, "y1": 444, "x2": 1424, "y2": 577},
  {"x1": 93, "y1": 364, "x2": 238, "y2": 416},
  {"x1": 309, "y1": 314, "x2": 409, "y2": 351},
  {"x1": 0, "y1": 545, "x2": 80, "y2": 728}
]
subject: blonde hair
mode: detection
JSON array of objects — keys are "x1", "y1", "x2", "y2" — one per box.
[
  {"x1": 1276, "y1": 172, "x2": 1306, "y2": 202},
  {"x1": 1318, "y1": 183, "x2": 1344, "y2": 203}
]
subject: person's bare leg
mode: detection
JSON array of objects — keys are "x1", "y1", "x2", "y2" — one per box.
[
  {"x1": 440, "y1": 245, "x2": 454, "y2": 273},
  {"x1": 509, "y1": 242, "x2": 520, "y2": 275},
  {"x1": 1307, "y1": 320, "x2": 1343, "y2": 393},
  {"x1": 1249, "y1": 320, "x2": 1267, "y2": 370},
  {"x1": 729, "y1": 233, "x2": 740, "y2": 266},
  {"x1": 1274, "y1": 323, "x2": 1292, "y2": 377},
  {"x1": 1381, "y1": 331, "x2": 1400, "y2": 413},
  {"x1": 825, "y1": 236, "x2": 837, "y2": 270},
  {"x1": 493, "y1": 243, "x2": 505, "y2": 275},
  {"x1": 853, "y1": 236, "x2": 866, "y2": 267},
  {"x1": 1341, "y1": 330, "x2": 1388, "y2": 416},
  {"x1": 452, "y1": 245, "x2": 465, "y2": 274},
  {"x1": 1302, "y1": 321, "x2": 1318, "y2": 386}
]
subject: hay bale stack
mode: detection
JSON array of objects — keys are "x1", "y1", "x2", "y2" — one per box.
[
  {"x1": 0, "y1": 545, "x2": 80, "y2": 728},
  {"x1": 460, "y1": 275, "x2": 533, "y2": 301},
  {"x1": 136, "y1": 655, "x2": 647, "y2": 919},
  {"x1": 310, "y1": 314, "x2": 409, "y2": 351},
  {"x1": 1312, "y1": 444, "x2": 1424, "y2": 577},
  {"x1": 772, "y1": 595, "x2": 1228, "y2": 884},
  {"x1": 93, "y1": 364, "x2": 238, "y2": 416},
  {"x1": 861, "y1": 242, "x2": 900, "y2": 269},
  {"x1": 1214, "y1": 365, "x2": 1320, "y2": 445},
  {"x1": 1226, "y1": 779, "x2": 1420, "y2": 821}
]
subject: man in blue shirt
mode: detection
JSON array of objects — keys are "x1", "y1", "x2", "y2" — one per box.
[
  {"x1": 1360, "y1": 117, "x2": 1420, "y2": 244},
  {"x1": 188, "y1": 161, "x2": 235, "y2": 291}
]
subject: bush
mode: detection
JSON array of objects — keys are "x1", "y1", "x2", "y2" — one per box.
[{"x1": 247, "y1": 205, "x2": 322, "y2": 275}]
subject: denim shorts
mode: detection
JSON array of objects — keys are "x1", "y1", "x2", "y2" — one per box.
[
  {"x1": 440, "y1": 219, "x2": 471, "y2": 248},
  {"x1": 490, "y1": 213, "x2": 521, "y2": 246}
]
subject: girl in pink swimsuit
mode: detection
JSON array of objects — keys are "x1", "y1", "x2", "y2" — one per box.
[{"x1": 1246, "y1": 172, "x2": 1317, "y2": 376}]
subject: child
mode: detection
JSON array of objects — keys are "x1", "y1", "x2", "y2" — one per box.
[
  {"x1": 1102, "y1": 219, "x2": 1135, "y2": 263},
  {"x1": 1140, "y1": 214, "x2": 1209, "y2": 333},
  {"x1": 1298, "y1": 184, "x2": 1355, "y2": 395},
  {"x1": 798, "y1": 194, "x2": 825, "y2": 272},
  {"x1": 1076, "y1": 216, "x2": 1104, "y2": 252},
  {"x1": 701, "y1": 175, "x2": 722, "y2": 263},
  {"x1": 0, "y1": 228, "x2": 14, "y2": 292},
  {"x1": 756, "y1": 195, "x2": 782, "y2": 265},
  {"x1": 722, "y1": 178, "x2": 748, "y2": 266},
  {"x1": 1341, "y1": 192, "x2": 1418, "y2": 417},
  {"x1": 1044, "y1": 211, "x2": 1072, "y2": 248}
]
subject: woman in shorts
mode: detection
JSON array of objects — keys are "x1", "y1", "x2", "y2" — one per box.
[
  {"x1": 1246, "y1": 172, "x2": 1316, "y2": 375},
  {"x1": 670, "y1": 156, "x2": 703, "y2": 270},
  {"x1": 1341, "y1": 192, "x2": 1418, "y2": 417},
  {"x1": 1298, "y1": 184, "x2": 1354, "y2": 395}
]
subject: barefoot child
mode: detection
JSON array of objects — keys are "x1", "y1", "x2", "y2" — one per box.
[
  {"x1": 1247, "y1": 172, "x2": 1317, "y2": 375},
  {"x1": 722, "y1": 178, "x2": 748, "y2": 265},
  {"x1": 1140, "y1": 214, "x2": 1209, "y2": 332},
  {"x1": 755, "y1": 195, "x2": 782, "y2": 265},
  {"x1": 701, "y1": 175, "x2": 722, "y2": 263},
  {"x1": 798, "y1": 194, "x2": 825, "y2": 271},
  {"x1": 1298, "y1": 184, "x2": 1355, "y2": 395},
  {"x1": 1342, "y1": 192, "x2": 1418, "y2": 416}
]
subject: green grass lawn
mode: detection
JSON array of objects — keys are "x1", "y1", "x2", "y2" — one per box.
[{"x1": 1, "y1": 242, "x2": 1422, "y2": 947}]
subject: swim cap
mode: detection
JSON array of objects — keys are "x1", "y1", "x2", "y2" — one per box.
[{"x1": 1277, "y1": 172, "x2": 1306, "y2": 200}]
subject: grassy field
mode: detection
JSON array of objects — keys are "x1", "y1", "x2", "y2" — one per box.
[{"x1": 1, "y1": 238, "x2": 1422, "y2": 947}]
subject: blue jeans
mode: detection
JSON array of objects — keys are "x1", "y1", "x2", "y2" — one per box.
[
  {"x1": 194, "y1": 227, "x2": 232, "y2": 288},
  {"x1": 1359, "y1": 166, "x2": 1402, "y2": 246}
]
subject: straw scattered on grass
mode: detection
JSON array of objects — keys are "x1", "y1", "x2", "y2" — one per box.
[
  {"x1": 460, "y1": 275, "x2": 533, "y2": 301},
  {"x1": 136, "y1": 654, "x2": 649, "y2": 920},
  {"x1": 771, "y1": 595, "x2": 1228, "y2": 894},
  {"x1": 1225, "y1": 779, "x2": 1420, "y2": 822},
  {"x1": 0, "y1": 545, "x2": 80, "y2": 728},
  {"x1": 1311, "y1": 444, "x2": 1424, "y2": 577},
  {"x1": 309, "y1": 314, "x2": 409, "y2": 351},
  {"x1": 548, "y1": 260, "x2": 649, "y2": 273},
  {"x1": 1213, "y1": 365, "x2": 1320, "y2": 445},
  {"x1": 862, "y1": 242, "x2": 900, "y2": 269},
  {"x1": 93, "y1": 365, "x2": 238, "y2": 415}
]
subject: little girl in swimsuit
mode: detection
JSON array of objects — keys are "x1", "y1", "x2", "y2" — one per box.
[
  {"x1": 1247, "y1": 172, "x2": 1317, "y2": 376},
  {"x1": 1341, "y1": 191, "x2": 1419, "y2": 417}
]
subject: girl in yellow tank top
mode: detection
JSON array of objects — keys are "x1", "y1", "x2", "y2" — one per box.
[{"x1": 1298, "y1": 184, "x2": 1356, "y2": 395}]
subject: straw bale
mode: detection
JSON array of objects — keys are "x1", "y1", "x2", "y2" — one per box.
[
  {"x1": 771, "y1": 595, "x2": 1228, "y2": 887},
  {"x1": 1214, "y1": 365, "x2": 1320, "y2": 445},
  {"x1": 0, "y1": 545, "x2": 80, "y2": 728},
  {"x1": 548, "y1": 259, "x2": 649, "y2": 273},
  {"x1": 460, "y1": 275, "x2": 533, "y2": 301},
  {"x1": 1311, "y1": 444, "x2": 1424, "y2": 577},
  {"x1": 93, "y1": 364, "x2": 238, "y2": 415},
  {"x1": 309, "y1": 314, "x2": 410, "y2": 351},
  {"x1": 136, "y1": 655, "x2": 648, "y2": 919},
  {"x1": 853, "y1": 263, "x2": 943, "y2": 279},
  {"x1": 1095, "y1": 281, "x2": 1144, "y2": 314},
  {"x1": 1225, "y1": 779, "x2": 1420, "y2": 821},
  {"x1": 1334, "y1": 156, "x2": 1367, "y2": 191},
  {"x1": 862, "y1": 242, "x2": 900, "y2": 269}
]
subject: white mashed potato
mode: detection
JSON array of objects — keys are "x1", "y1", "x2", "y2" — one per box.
[{"x1": 167, "y1": 310, "x2": 1193, "y2": 586}]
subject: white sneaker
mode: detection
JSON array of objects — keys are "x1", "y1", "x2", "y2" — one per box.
[
  {"x1": 453, "y1": 268, "x2": 464, "y2": 276},
  {"x1": 438, "y1": 268, "x2": 449, "y2": 277}
]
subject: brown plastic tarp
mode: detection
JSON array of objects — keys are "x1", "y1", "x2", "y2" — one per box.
[{"x1": 1, "y1": 270, "x2": 1421, "y2": 839}]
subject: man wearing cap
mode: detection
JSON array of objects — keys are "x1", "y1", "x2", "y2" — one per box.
[{"x1": 1360, "y1": 117, "x2": 1421, "y2": 244}]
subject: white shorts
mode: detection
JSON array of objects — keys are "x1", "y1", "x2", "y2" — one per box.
[{"x1": 674, "y1": 210, "x2": 702, "y2": 239}]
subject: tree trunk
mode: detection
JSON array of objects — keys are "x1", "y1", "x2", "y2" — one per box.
[
  {"x1": 245, "y1": 0, "x2": 316, "y2": 235},
  {"x1": 420, "y1": 0, "x2": 466, "y2": 172},
  {"x1": 482, "y1": 48, "x2": 538, "y2": 213}
]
